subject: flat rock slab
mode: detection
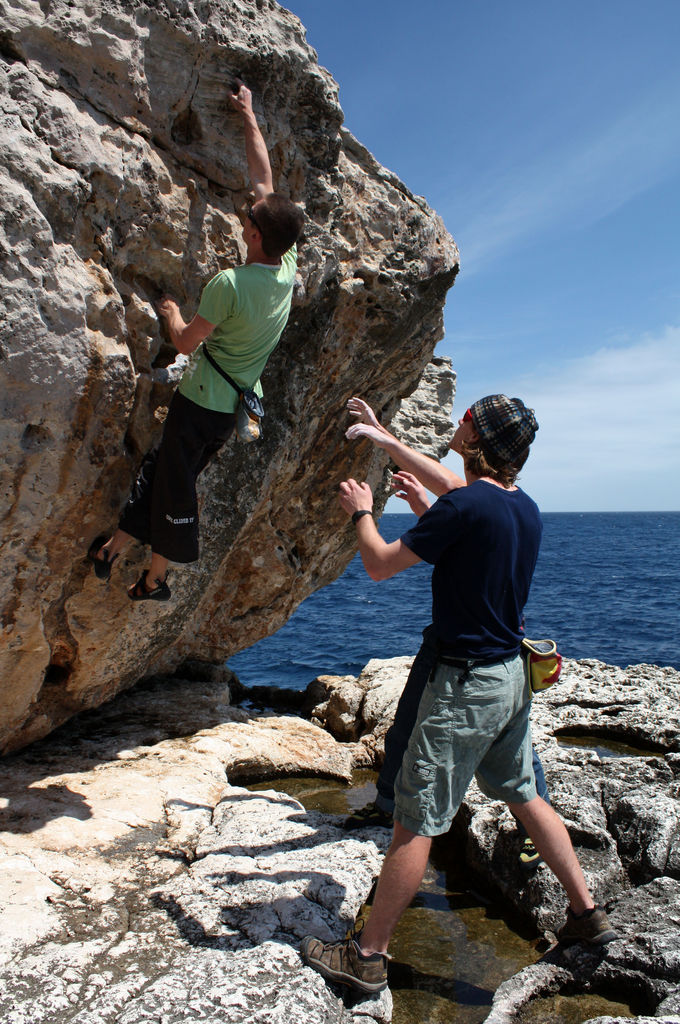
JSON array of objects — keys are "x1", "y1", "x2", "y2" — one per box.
[
  {"x1": 0, "y1": 675, "x2": 390, "y2": 1023},
  {"x1": 2, "y1": 797, "x2": 391, "y2": 1024},
  {"x1": 3, "y1": 659, "x2": 680, "y2": 1023}
]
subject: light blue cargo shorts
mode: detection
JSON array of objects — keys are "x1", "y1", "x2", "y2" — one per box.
[{"x1": 394, "y1": 654, "x2": 536, "y2": 837}]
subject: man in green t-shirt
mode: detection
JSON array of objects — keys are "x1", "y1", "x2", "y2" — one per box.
[{"x1": 88, "y1": 83, "x2": 304, "y2": 601}]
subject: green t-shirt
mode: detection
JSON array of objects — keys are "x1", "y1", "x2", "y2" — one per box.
[{"x1": 179, "y1": 244, "x2": 297, "y2": 413}]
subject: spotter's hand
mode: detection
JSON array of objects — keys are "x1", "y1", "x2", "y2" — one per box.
[
  {"x1": 346, "y1": 396, "x2": 381, "y2": 428},
  {"x1": 338, "y1": 478, "x2": 373, "y2": 518},
  {"x1": 391, "y1": 471, "x2": 431, "y2": 517}
]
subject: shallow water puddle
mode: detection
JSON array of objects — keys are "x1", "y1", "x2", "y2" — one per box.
[
  {"x1": 556, "y1": 733, "x2": 666, "y2": 759},
  {"x1": 248, "y1": 771, "x2": 636, "y2": 1023},
  {"x1": 517, "y1": 992, "x2": 635, "y2": 1024}
]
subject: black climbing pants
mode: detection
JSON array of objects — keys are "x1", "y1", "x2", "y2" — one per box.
[{"x1": 118, "y1": 391, "x2": 236, "y2": 563}]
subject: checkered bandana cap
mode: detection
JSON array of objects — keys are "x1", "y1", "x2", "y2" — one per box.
[{"x1": 469, "y1": 395, "x2": 539, "y2": 463}]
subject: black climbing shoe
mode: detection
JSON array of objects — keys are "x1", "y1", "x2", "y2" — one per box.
[
  {"x1": 87, "y1": 534, "x2": 118, "y2": 581},
  {"x1": 128, "y1": 571, "x2": 171, "y2": 602}
]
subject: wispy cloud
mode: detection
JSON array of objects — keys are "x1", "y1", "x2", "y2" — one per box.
[
  {"x1": 452, "y1": 78, "x2": 680, "y2": 272},
  {"x1": 388, "y1": 327, "x2": 679, "y2": 513},
  {"x1": 501, "y1": 326, "x2": 680, "y2": 510}
]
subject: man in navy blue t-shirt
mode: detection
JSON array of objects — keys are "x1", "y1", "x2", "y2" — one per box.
[
  {"x1": 301, "y1": 394, "x2": 617, "y2": 995},
  {"x1": 342, "y1": 398, "x2": 551, "y2": 868}
]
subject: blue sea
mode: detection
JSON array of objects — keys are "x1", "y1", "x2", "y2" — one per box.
[{"x1": 228, "y1": 512, "x2": 680, "y2": 689}]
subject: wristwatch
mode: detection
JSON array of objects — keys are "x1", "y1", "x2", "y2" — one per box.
[{"x1": 352, "y1": 509, "x2": 372, "y2": 525}]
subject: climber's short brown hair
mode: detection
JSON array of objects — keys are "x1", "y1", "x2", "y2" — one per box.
[{"x1": 251, "y1": 193, "x2": 304, "y2": 259}]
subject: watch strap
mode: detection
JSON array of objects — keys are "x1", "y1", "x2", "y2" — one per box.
[{"x1": 352, "y1": 509, "x2": 373, "y2": 525}]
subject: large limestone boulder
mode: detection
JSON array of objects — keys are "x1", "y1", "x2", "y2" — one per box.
[{"x1": 0, "y1": 0, "x2": 459, "y2": 753}]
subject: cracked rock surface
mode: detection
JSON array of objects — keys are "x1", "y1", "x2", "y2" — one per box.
[
  {"x1": 3, "y1": 658, "x2": 680, "y2": 1023},
  {"x1": 0, "y1": 0, "x2": 458, "y2": 754},
  {"x1": 0, "y1": 670, "x2": 391, "y2": 1023}
]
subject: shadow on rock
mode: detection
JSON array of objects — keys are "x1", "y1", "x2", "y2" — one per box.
[{"x1": 0, "y1": 781, "x2": 92, "y2": 834}]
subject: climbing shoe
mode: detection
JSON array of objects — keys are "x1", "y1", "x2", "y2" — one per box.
[
  {"x1": 518, "y1": 837, "x2": 543, "y2": 872},
  {"x1": 128, "y1": 571, "x2": 171, "y2": 602},
  {"x1": 87, "y1": 535, "x2": 118, "y2": 581},
  {"x1": 300, "y1": 935, "x2": 389, "y2": 994},
  {"x1": 343, "y1": 802, "x2": 393, "y2": 831},
  {"x1": 557, "y1": 905, "x2": 618, "y2": 946}
]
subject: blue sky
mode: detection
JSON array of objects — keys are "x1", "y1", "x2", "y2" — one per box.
[{"x1": 285, "y1": 0, "x2": 680, "y2": 511}]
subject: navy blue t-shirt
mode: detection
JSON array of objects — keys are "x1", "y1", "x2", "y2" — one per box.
[{"x1": 400, "y1": 481, "x2": 542, "y2": 661}]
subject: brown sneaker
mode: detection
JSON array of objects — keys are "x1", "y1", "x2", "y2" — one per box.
[
  {"x1": 300, "y1": 935, "x2": 389, "y2": 994},
  {"x1": 557, "y1": 905, "x2": 618, "y2": 946}
]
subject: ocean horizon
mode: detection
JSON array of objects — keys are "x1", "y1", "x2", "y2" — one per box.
[{"x1": 228, "y1": 510, "x2": 680, "y2": 689}]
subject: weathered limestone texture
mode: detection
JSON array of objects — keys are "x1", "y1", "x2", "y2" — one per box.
[
  {"x1": 0, "y1": 672, "x2": 392, "y2": 1023},
  {"x1": 0, "y1": 0, "x2": 459, "y2": 753},
  {"x1": 304, "y1": 656, "x2": 414, "y2": 764},
  {"x1": 1, "y1": 658, "x2": 679, "y2": 1023},
  {"x1": 308, "y1": 657, "x2": 680, "y2": 1021}
]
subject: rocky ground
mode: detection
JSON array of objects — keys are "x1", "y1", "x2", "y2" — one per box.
[{"x1": 1, "y1": 657, "x2": 679, "y2": 1023}]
